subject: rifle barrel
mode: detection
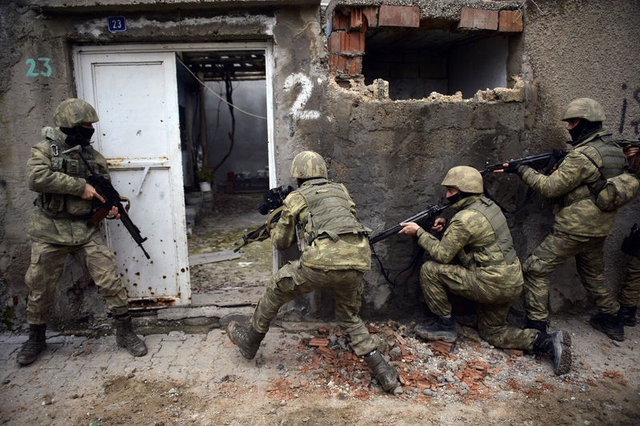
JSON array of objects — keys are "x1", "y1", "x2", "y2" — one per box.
[{"x1": 369, "y1": 204, "x2": 449, "y2": 244}]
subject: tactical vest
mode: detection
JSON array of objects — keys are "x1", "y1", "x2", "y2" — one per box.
[
  {"x1": 566, "y1": 136, "x2": 627, "y2": 205},
  {"x1": 37, "y1": 138, "x2": 98, "y2": 218},
  {"x1": 466, "y1": 196, "x2": 517, "y2": 266},
  {"x1": 296, "y1": 179, "x2": 368, "y2": 246}
]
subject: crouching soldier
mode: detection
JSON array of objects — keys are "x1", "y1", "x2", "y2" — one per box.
[
  {"x1": 226, "y1": 151, "x2": 400, "y2": 393},
  {"x1": 399, "y1": 166, "x2": 571, "y2": 376}
]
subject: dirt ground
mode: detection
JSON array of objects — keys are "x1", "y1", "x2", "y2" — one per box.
[
  {"x1": 3, "y1": 314, "x2": 639, "y2": 425},
  {"x1": 2, "y1": 191, "x2": 639, "y2": 425},
  {"x1": 188, "y1": 192, "x2": 273, "y2": 293}
]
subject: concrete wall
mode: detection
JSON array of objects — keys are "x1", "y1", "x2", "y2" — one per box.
[{"x1": 1, "y1": 0, "x2": 640, "y2": 329}]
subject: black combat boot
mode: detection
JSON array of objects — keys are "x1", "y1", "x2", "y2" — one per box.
[
  {"x1": 17, "y1": 324, "x2": 47, "y2": 366},
  {"x1": 227, "y1": 321, "x2": 266, "y2": 360},
  {"x1": 589, "y1": 312, "x2": 625, "y2": 341},
  {"x1": 619, "y1": 305, "x2": 637, "y2": 327},
  {"x1": 414, "y1": 315, "x2": 457, "y2": 343},
  {"x1": 533, "y1": 330, "x2": 572, "y2": 376},
  {"x1": 364, "y1": 350, "x2": 399, "y2": 393},
  {"x1": 525, "y1": 318, "x2": 549, "y2": 334},
  {"x1": 114, "y1": 315, "x2": 148, "y2": 357}
]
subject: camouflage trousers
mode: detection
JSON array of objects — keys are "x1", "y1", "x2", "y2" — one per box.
[
  {"x1": 25, "y1": 238, "x2": 129, "y2": 324},
  {"x1": 251, "y1": 260, "x2": 377, "y2": 356},
  {"x1": 420, "y1": 261, "x2": 538, "y2": 351},
  {"x1": 522, "y1": 230, "x2": 619, "y2": 321},
  {"x1": 619, "y1": 256, "x2": 640, "y2": 307}
]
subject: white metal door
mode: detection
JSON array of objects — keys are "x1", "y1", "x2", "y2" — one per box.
[{"x1": 74, "y1": 49, "x2": 190, "y2": 307}]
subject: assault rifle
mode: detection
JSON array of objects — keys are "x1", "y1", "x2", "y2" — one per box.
[
  {"x1": 481, "y1": 149, "x2": 567, "y2": 176},
  {"x1": 618, "y1": 138, "x2": 640, "y2": 147},
  {"x1": 369, "y1": 203, "x2": 450, "y2": 244},
  {"x1": 62, "y1": 145, "x2": 151, "y2": 259},
  {"x1": 234, "y1": 185, "x2": 293, "y2": 253}
]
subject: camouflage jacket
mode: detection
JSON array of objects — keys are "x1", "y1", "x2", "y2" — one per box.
[
  {"x1": 27, "y1": 127, "x2": 110, "y2": 245},
  {"x1": 271, "y1": 179, "x2": 371, "y2": 271},
  {"x1": 416, "y1": 194, "x2": 523, "y2": 289},
  {"x1": 519, "y1": 130, "x2": 625, "y2": 237}
]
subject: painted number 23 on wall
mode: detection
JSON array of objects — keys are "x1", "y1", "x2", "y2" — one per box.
[{"x1": 25, "y1": 58, "x2": 52, "y2": 77}]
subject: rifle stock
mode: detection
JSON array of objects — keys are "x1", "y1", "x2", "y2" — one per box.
[{"x1": 369, "y1": 204, "x2": 450, "y2": 244}]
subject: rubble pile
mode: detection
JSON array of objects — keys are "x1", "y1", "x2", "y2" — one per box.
[{"x1": 264, "y1": 320, "x2": 571, "y2": 403}]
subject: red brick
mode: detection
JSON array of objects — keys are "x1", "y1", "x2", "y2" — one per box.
[
  {"x1": 332, "y1": 9, "x2": 350, "y2": 31},
  {"x1": 379, "y1": 5, "x2": 420, "y2": 28},
  {"x1": 308, "y1": 338, "x2": 329, "y2": 347},
  {"x1": 329, "y1": 55, "x2": 347, "y2": 74},
  {"x1": 347, "y1": 31, "x2": 365, "y2": 53},
  {"x1": 459, "y1": 8, "x2": 499, "y2": 30},
  {"x1": 328, "y1": 31, "x2": 364, "y2": 54},
  {"x1": 328, "y1": 31, "x2": 342, "y2": 53},
  {"x1": 363, "y1": 6, "x2": 379, "y2": 28},
  {"x1": 351, "y1": 7, "x2": 363, "y2": 30},
  {"x1": 347, "y1": 56, "x2": 362, "y2": 75},
  {"x1": 499, "y1": 10, "x2": 523, "y2": 32},
  {"x1": 431, "y1": 340, "x2": 454, "y2": 354}
]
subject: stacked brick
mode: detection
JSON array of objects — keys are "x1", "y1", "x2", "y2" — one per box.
[
  {"x1": 328, "y1": 4, "x2": 523, "y2": 77},
  {"x1": 328, "y1": 5, "x2": 419, "y2": 76}
]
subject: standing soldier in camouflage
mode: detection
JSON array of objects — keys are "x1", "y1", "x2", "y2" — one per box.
[
  {"x1": 618, "y1": 140, "x2": 640, "y2": 326},
  {"x1": 399, "y1": 166, "x2": 571, "y2": 376},
  {"x1": 503, "y1": 98, "x2": 627, "y2": 341},
  {"x1": 18, "y1": 98, "x2": 147, "y2": 366},
  {"x1": 226, "y1": 151, "x2": 399, "y2": 393}
]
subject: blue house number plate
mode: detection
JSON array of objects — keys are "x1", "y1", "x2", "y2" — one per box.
[{"x1": 108, "y1": 17, "x2": 127, "y2": 33}]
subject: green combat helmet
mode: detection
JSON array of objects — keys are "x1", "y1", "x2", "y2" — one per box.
[
  {"x1": 562, "y1": 98, "x2": 605, "y2": 123},
  {"x1": 290, "y1": 150, "x2": 328, "y2": 179},
  {"x1": 441, "y1": 165, "x2": 484, "y2": 194},
  {"x1": 53, "y1": 98, "x2": 99, "y2": 128}
]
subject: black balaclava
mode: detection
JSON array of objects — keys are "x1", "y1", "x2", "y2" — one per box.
[
  {"x1": 568, "y1": 120, "x2": 602, "y2": 145},
  {"x1": 60, "y1": 126, "x2": 95, "y2": 147},
  {"x1": 445, "y1": 191, "x2": 471, "y2": 205}
]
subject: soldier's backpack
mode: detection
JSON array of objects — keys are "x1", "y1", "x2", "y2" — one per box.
[{"x1": 581, "y1": 150, "x2": 640, "y2": 212}]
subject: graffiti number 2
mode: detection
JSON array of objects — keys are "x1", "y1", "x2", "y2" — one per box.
[
  {"x1": 26, "y1": 58, "x2": 52, "y2": 78},
  {"x1": 284, "y1": 73, "x2": 320, "y2": 121}
]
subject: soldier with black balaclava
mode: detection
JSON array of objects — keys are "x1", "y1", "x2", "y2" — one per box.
[
  {"x1": 503, "y1": 98, "x2": 627, "y2": 342},
  {"x1": 18, "y1": 98, "x2": 147, "y2": 366}
]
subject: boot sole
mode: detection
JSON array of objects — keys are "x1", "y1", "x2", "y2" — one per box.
[
  {"x1": 554, "y1": 330, "x2": 572, "y2": 376},
  {"x1": 117, "y1": 339, "x2": 148, "y2": 357},
  {"x1": 415, "y1": 329, "x2": 457, "y2": 343},
  {"x1": 16, "y1": 343, "x2": 47, "y2": 366},
  {"x1": 227, "y1": 322, "x2": 259, "y2": 360}
]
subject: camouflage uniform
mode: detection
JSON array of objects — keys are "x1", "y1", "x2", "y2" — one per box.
[
  {"x1": 25, "y1": 127, "x2": 129, "y2": 324},
  {"x1": 519, "y1": 130, "x2": 627, "y2": 322},
  {"x1": 619, "y1": 257, "x2": 640, "y2": 307},
  {"x1": 250, "y1": 177, "x2": 377, "y2": 356},
  {"x1": 619, "y1": 145, "x2": 640, "y2": 316},
  {"x1": 416, "y1": 194, "x2": 538, "y2": 350}
]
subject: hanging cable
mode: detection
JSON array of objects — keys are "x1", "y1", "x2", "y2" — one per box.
[{"x1": 176, "y1": 55, "x2": 267, "y2": 120}]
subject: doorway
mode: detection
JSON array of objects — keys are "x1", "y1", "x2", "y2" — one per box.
[
  {"x1": 177, "y1": 49, "x2": 275, "y2": 305},
  {"x1": 74, "y1": 43, "x2": 275, "y2": 308}
]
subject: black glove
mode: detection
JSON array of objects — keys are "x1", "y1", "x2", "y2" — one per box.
[{"x1": 501, "y1": 161, "x2": 521, "y2": 173}]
